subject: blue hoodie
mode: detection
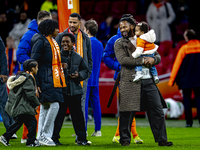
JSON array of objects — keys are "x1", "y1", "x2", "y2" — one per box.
[
  {"x1": 16, "y1": 19, "x2": 39, "y2": 70},
  {"x1": 103, "y1": 28, "x2": 122, "y2": 80}
]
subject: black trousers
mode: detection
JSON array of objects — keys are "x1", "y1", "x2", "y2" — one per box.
[
  {"x1": 52, "y1": 94, "x2": 86, "y2": 142},
  {"x1": 3, "y1": 114, "x2": 37, "y2": 145},
  {"x1": 182, "y1": 88, "x2": 200, "y2": 125},
  {"x1": 119, "y1": 79, "x2": 167, "y2": 144}
]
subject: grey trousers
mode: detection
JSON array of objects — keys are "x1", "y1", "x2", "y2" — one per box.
[
  {"x1": 0, "y1": 82, "x2": 14, "y2": 131},
  {"x1": 37, "y1": 102, "x2": 59, "y2": 139},
  {"x1": 81, "y1": 78, "x2": 88, "y2": 122}
]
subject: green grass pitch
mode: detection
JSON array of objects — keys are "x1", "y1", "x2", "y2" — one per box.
[{"x1": 0, "y1": 117, "x2": 200, "y2": 149}]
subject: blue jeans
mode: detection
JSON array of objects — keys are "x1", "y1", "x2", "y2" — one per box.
[
  {"x1": 0, "y1": 81, "x2": 14, "y2": 131},
  {"x1": 135, "y1": 54, "x2": 158, "y2": 76}
]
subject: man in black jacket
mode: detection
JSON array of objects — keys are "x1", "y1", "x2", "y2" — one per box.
[
  {"x1": 52, "y1": 33, "x2": 90, "y2": 146},
  {"x1": 0, "y1": 37, "x2": 16, "y2": 138},
  {"x1": 55, "y1": 13, "x2": 92, "y2": 122}
]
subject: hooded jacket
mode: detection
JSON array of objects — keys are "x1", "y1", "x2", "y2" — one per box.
[
  {"x1": 17, "y1": 19, "x2": 39, "y2": 71},
  {"x1": 103, "y1": 28, "x2": 122, "y2": 80},
  {"x1": 132, "y1": 29, "x2": 159, "y2": 58},
  {"x1": 5, "y1": 72, "x2": 40, "y2": 117}
]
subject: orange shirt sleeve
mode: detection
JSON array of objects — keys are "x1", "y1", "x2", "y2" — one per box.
[{"x1": 168, "y1": 46, "x2": 186, "y2": 86}]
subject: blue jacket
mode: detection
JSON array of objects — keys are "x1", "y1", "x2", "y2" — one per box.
[
  {"x1": 17, "y1": 19, "x2": 39, "y2": 71},
  {"x1": 103, "y1": 28, "x2": 121, "y2": 80},
  {"x1": 88, "y1": 37, "x2": 104, "y2": 86},
  {"x1": 0, "y1": 37, "x2": 7, "y2": 75}
]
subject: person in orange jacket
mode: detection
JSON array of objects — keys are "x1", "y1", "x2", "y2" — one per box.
[{"x1": 168, "y1": 29, "x2": 200, "y2": 127}]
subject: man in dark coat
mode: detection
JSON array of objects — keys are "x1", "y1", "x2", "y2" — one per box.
[
  {"x1": 114, "y1": 17, "x2": 173, "y2": 146},
  {"x1": 55, "y1": 13, "x2": 92, "y2": 121},
  {"x1": 0, "y1": 36, "x2": 16, "y2": 138}
]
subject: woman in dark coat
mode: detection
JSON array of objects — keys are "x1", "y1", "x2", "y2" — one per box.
[{"x1": 31, "y1": 19, "x2": 66, "y2": 146}]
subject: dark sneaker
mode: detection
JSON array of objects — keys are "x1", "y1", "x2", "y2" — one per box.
[
  {"x1": 158, "y1": 141, "x2": 173, "y2": 146},
  {"x1": 54, "y1": 140, "x2": 63, "y2": 145},
  {"x1": 186, "y1": 124, "x2": 192, "y2": 127},
  {"x1": 26, "y1": 140, "x2": 40, "y2": 147},
  {"x1": 0, "y1": 135, "x2": 10, "y2": 146},
  {"x1": 77, "y1": 140, "x2": 91, "y2": 146},
  {"x1": 121, "y1": 141, "x2": 130, "y2": 146}
]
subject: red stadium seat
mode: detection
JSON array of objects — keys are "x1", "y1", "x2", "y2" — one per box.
[
  {"x1": 80, "y1": 1, "x2": 94, "y2": 15},
  {"x1": 110, "y1": 1, "x2": 127, "y2": 15},
  {"x1": 126, "y1": 1, "x2": 137, "y2": 15},
  {"x1": 134, "y1": 15, "x2": 146, "y2": 23},
  {"x1": 84, "y1": 14, "x2": 104, "y2": 25},
  {"x1": 93, "y1": 1, "x2": 111, "y2": 14}
]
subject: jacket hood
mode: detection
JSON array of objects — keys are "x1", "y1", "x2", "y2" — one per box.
[
  {"x1": 28, "y1": 19, "x2": 39, "y2": 33},
  {"x1": 7, "y1": 75, "x2": 26, "y2": 90},
  {"x1": 140, "y1": 29, "x2": 156, "y2": 43},
  {"x1": 117, "y1": 28, "x2": 122, "y2": 38}
]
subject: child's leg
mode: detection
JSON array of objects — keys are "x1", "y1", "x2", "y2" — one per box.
[
  {"x1": 69, "y1": 95, "x2": 87, "y2": 142},
  {"x1": 150, "y1": 66, "x2": 158, "y2": 76},
  {"x1": 3, "y1": 115, "x2": 24, "y2": 141},
  {"x1": 24, "y1": 115, "x2": 37, "y2": 145}
]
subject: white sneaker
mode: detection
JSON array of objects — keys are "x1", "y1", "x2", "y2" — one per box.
[
  {"x1": 11, "y1": 134, "x2": 18, "y2": 139},
  {"x1": 39, "y1": 136, "x2": 56, "y2": 146},
  {"x1": 21, "y1": 138, "x2": 27, "y2": 144},
  {"x1": 133, "y1": 71, "x2": 143, "y2": 82},
  {"x1": 91, "y1": 131, "x2": 102, "y2": 137},
  {"x1": 154, "y1": 76, "x2": 159, "y2": 84}
]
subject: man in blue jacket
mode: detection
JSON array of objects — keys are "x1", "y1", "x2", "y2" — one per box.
[
  {"x1": 103, "y1": 14, "x2": 143, "y2": 144},
  {"x1": 16, "y1": 10, "x2": 52, "y2": 70},
  {"x1": 0, "y1": 36, "x2": 16, "y2": 138}
]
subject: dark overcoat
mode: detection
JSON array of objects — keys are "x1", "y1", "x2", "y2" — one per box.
[
  {"x1": 114, "y1": 37, "x2": 167, "y2": 112},
  {"x1": 31, "y1": 33, "x2": 64, "y2": 103}
]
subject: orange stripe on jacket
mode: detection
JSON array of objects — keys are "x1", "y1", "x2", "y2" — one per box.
[
  {"x1": 137, "y1": 38, "x2": 155, "y2": 52},
  {"x1": 168, "y1": 40, "x2": 200, "y2": 86}
]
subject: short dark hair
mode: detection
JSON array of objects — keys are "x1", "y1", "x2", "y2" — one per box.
[
  {"x1": 185, "y1": 29, "x2": 196, "y2": 40},
  {"x1": 37, "y1": 11, "x2": 51, "y2": 22},
  {"x1": 119, "y1": 17, "x2": 136, "y2": 27},
  {"x1": 62, "y1": 33, "x2": 75, "y2": 43},
  {"x1": 23, "y1": 59, "x2": 38, "y2": 72},
  {"x1": 38, "y1": 19, "x2": 58, "y2": 36},
  {"x1": 69, "y1": 13, "x2": 81, "y2": 20},
  {"x1": 137, "y1": 21, "x2": 149, "y2": 33},
  {"x1": 84, "y1": 19, "x2": 98, "y2": 36}
]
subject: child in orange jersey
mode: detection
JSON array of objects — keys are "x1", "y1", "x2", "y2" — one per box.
[{"x1": 132, "y1": 22, "x2": 159, "y2": 83}]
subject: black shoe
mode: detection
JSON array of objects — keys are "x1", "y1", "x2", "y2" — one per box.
[
  {"x1": 54, "y1": 140, "x2": 62, "y2": 145},
  {"x1": 0, "y1": 135, "x2": 10, "y2": 146},
  {"x1": 158, "y1": 141, "x2": 173, "y2": 146},
  {"x1": 26, "y1": 140, "x2": 40, "y2": 147},
  {"x1": 186, "y1": 124, "x2": 192, "y2": 127},
  {"x1": 77, "y1": 140, "x2": 90, "y2": 146},
  {"x1": 121, "y1": 141, "x2": 130, "y2": 146}
]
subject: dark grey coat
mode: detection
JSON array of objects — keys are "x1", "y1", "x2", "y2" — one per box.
[
  {"x1": 114, "y1": 37, "x2": 167, "y2": 112},
  {"x1": 5, "y1": 72, "x2": 40, "y2": 117},
  {"x1": 61, "y1": 49, "x2": 88, "y2": 96}
]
